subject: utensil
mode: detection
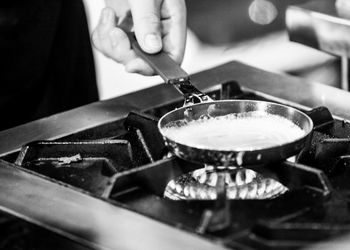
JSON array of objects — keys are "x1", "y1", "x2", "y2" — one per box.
[{"x1": 120, "y1": 25, "x2": 313, "y2": 167}]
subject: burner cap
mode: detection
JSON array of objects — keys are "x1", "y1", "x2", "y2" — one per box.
[{"x1": 164, "y1": 168, "x2": 288, "y2": 200}]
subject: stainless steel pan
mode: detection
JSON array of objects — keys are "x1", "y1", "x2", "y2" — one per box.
[{"x1": 124, "y1": 30, "x2": 313, "y2": 167}]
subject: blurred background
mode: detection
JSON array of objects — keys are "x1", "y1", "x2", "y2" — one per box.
[{"x1": 83, "y1": 0, "x2": 338, "y2": 100}]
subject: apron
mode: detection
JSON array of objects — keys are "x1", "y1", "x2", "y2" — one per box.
[{"x1": 0, "y1": 0, "x2": 98, "y2": 130}]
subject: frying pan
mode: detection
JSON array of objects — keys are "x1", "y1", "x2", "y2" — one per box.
[{"x1": 123, "y1": 30, "x2": 313, "y2": 167}]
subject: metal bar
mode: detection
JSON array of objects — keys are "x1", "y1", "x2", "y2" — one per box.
[
  {"x1": 286, "y1": 0, "x2": 350, "y2": 58},
  {"x1": 286, "y1": 0, "x2": 350, "y2": 91}
]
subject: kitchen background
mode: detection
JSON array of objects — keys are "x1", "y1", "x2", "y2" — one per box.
[{"x1": 83, "y1": 0, "x2": 338, "y2": 100}]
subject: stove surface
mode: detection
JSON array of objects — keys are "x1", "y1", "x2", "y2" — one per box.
[{"x1": 1, "y1": 61, "x2": 350, "y2": 250}]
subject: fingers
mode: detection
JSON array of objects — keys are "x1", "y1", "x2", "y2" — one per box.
[
  {"x1": 92, "y1": 0, "x2": 187, "y2": 76},
  {"x1": 129, "y1": 0, "x2": 186, "y2": 63},
  {"x1": 92, "y1": 7, "x2": 154, "y2": 75},
  {"x1": 129, "y1": 0, "x2": 163, "y2": 53},
  {"x1": 92, "y1": 8, "x2": 131, "y2": 64},
  {"x1": 161, "y1": 0, "x2": 187, "y2": 64}
]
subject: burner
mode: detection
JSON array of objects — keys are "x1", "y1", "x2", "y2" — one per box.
[{"x1": 164, "y1": 166, "x2": 288, "y2": 200}]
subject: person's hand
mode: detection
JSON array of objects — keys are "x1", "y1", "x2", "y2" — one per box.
[{"x1": 92, "y1": 0, "x2": 187, "y2": 76}]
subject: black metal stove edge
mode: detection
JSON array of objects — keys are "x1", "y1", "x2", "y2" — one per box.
[
  {"x1": 1, "y1": 60, "x2": 350, "y2": 157},
  {"x1": 0, "y1": 158, "x2": 229, "y2": 250}
]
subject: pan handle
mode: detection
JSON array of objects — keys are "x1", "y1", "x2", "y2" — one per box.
[{"x1": 119, "y1": 16, "x2": 212, "y2": 105}]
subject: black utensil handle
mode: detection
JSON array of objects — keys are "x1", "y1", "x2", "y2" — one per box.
[
  {"x1": 124, "y1": 32, "x2": 213, "y2": 104},
  {"x1": 121, "y1": 24, "x2": 213, "y2": 104},
  {"x1": 125, "y1": 32, "x2": 190, "y2": 84}
]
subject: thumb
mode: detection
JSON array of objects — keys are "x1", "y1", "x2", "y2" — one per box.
[{"x1": 129, "y1": 0, "x2": 162, "y2": 54}]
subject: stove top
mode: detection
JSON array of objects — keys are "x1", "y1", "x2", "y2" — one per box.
[{"x1": 1, "y1": 61, "x2": 350, "y2": 250}]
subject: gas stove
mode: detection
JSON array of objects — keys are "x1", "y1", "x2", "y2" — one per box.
[{"x1": 1, "y1": 61, "x2": 350, "y2": 250}]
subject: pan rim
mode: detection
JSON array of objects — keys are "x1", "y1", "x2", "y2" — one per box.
[{"x1": 158, "y1": 99, "x2": 314, "y2": 153}]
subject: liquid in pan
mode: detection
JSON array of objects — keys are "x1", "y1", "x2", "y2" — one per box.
[{"x1": 162, "y1": 111, "x2": 306, "y2": 151}]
